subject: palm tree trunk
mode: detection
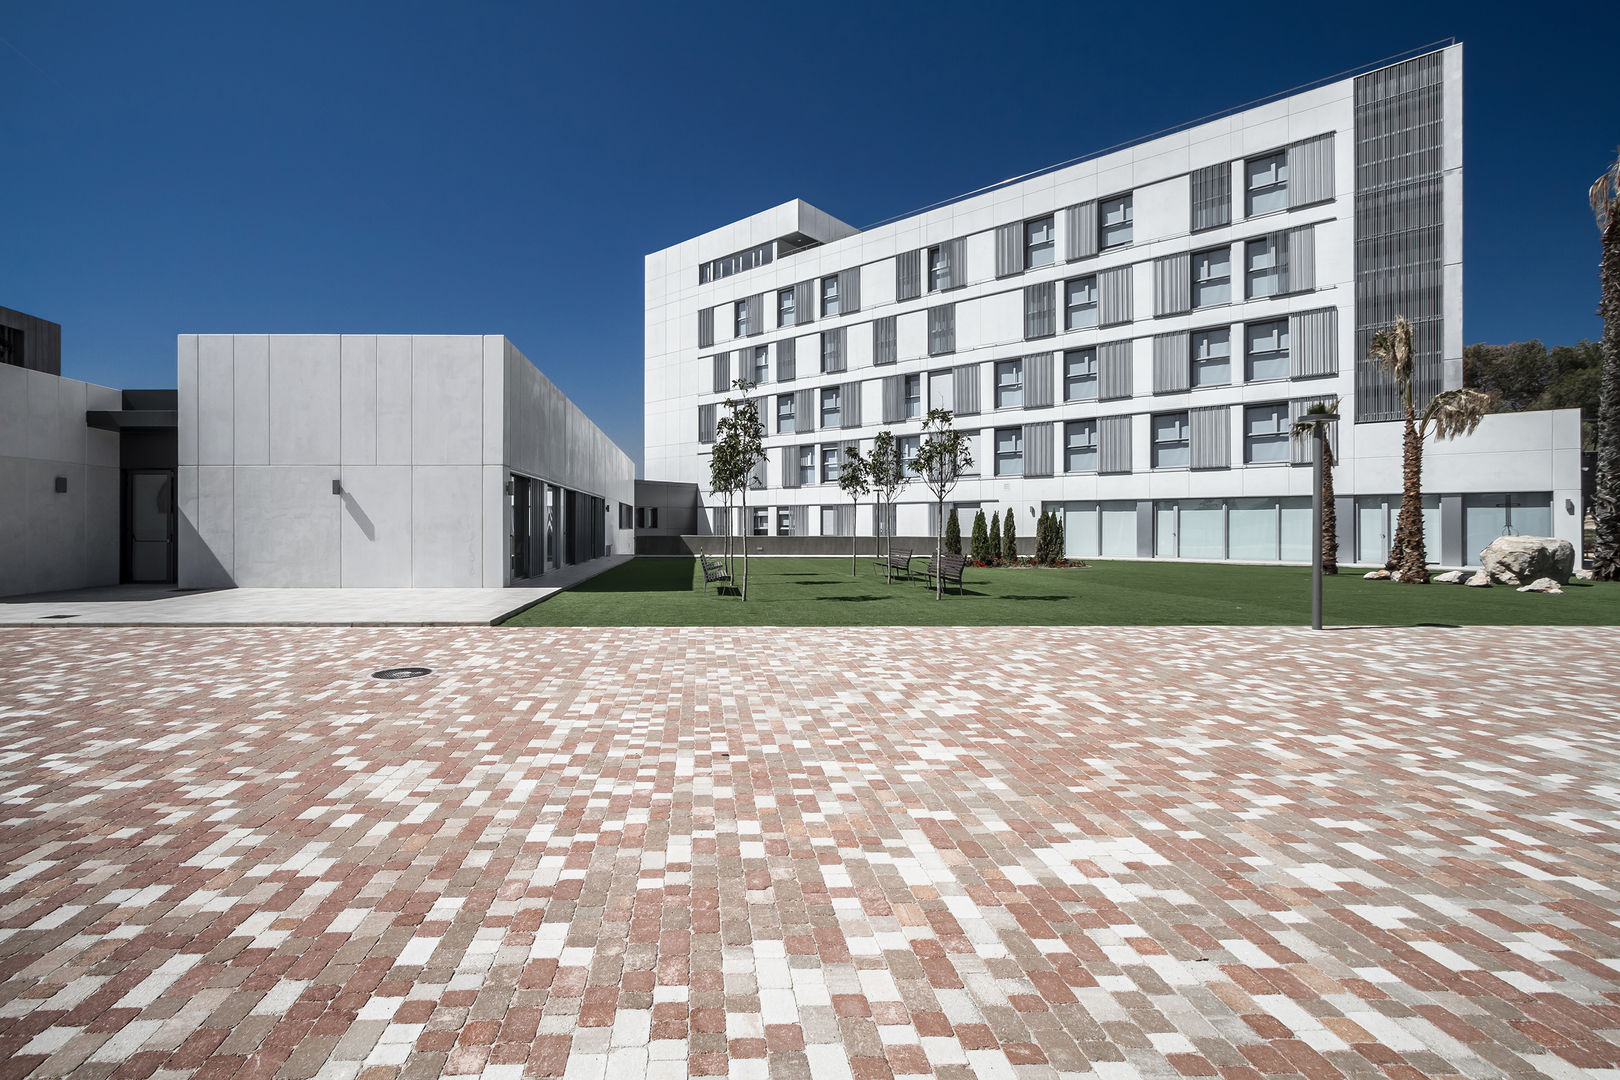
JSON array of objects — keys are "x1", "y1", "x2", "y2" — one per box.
[
  {"x1": 1321, "y1": 444, "x2": 1338, "y2": 575},
  {"x1": 1595, "y1": 208, "x2": 1620, "y2": 580},
  {"x1": 1392, "y1": 411, "x2": 1430, "y2": 583}
]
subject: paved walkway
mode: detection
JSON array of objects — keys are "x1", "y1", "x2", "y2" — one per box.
[
  {"x1": 1, "y1": 626, "x2": 1617, "y2": 1080},
  {"x1": 0, "y1": 556, "x2": 631, "y2": 627}
]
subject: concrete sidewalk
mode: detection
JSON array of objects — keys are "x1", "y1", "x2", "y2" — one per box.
[{"x1": 0, "y1": 553, "x2": 632, "y2": 626}]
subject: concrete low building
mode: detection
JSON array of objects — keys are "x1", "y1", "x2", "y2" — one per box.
[{"x1": 178, "y1": 334, "x2": 634, "y2": 589}]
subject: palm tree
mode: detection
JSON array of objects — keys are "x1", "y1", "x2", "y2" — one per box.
[
  {"x1": 1369, "y1": 316, "x2": 1492, "y2": 583},
  {"x1": 1589, "y1": 150, "x2": 1620, "y2": 580},
  {"x1": 1290, "y1": 398, "x2": 1340, "y2": 574}
]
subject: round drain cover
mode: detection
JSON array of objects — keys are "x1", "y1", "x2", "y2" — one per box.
[{"x1": 372, "y1": 667, "x2": 433, "y2": 680}]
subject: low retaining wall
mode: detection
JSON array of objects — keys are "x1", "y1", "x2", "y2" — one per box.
[{"x1": 637, "y1": 535, "x2": 949, "y2": 558}]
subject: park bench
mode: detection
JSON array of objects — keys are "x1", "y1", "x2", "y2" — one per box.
[
  {"x1": 699, "y1": 550, "x2": 732, "y2": 593},
  {"x1": 874, "y1": 546, "x2": 914, "y2": 580},
  {"x1": 919, "y1": 553, "x2": 967, "y2": 595}
]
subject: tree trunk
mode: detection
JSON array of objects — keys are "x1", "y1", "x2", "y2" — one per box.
[
  {"x1": 935, "y1": 497, "x2": 943, "y2": 600},
  {"x1": 1391, "y1": 407, "x2": 1430, "y2": 583},
  {"x1": 851, "y1": 498, "x2": 858, "y2": 577},
  {"x1": 1321, "y1": 443, "x2": 1338, "y2": 575},
  {"x1": 884, "y1": 497, "x2": 893, "y2": 584},
  {"x1": 1595, "y1": 207, "x2": 1620, "y2": 580},
  {"x1": 740, "y1": 487, "x2": 748, "y2": 601}
]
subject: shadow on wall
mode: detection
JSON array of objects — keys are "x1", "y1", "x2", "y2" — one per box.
[
  {"x1": 177, "y1": 510, "x2": 234, "y2": 589},
  {"x1": 341, "y1": 492, "x2": 375, "y2": 541}
]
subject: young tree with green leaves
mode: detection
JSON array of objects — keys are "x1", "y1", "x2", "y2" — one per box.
[
  {"x1": 944, "y1": 508, "x2": 961, "y2": 556},
  {"x1": 1003, "y1": 508, "x2": 1018, "y2": 564},
  {"x1": 865, "y1": 430, "x2": 910, "y2": 580},
  {"x1": 1290, "y1": 398, "x2": 1340, "y2": 575},
  {"x1": 713, "y1": 378, "x2": 767, "y2": 599},
  {"x1": 913, "y1": 409, "x2": 974, "y2": 599},
  {"x1": 1590, "y1": 150, "x2": 1620, "y2": 579},
  {"x1": 989, "y1": 512, "x2": 1002, "y2": 563},
  {"x1": 1369, "y1": 318, "x2": 1491, "y2": 582},
  {"x1": 838, "y1": 445, "x2": 871, "y2": 578},
  {"x1": 971, "y1": 510, "x2": 990, "y2": 565}
]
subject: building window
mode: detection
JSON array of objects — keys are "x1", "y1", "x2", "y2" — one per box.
[
  {"x1": 0, "y1": 326, "x2": 23, "y2": 368},
  {"x1": 777, "y1": 508, "x2": 792, "y2": 536},
  {"x1": 777, "y1": 394, "x2": 796, "y2": 434},
  {"x1": 699, "y1": 241, "x2": 774, "y2": 284},
  {"x1": 751, "y1": 346, "x2": 768, "y2": 384},
  {"x1": 1100, "y1": 194, "x2": 1133, "y2": 249},
  {"x1": 1192, "y1": 246, "x2": 1231, "y2": 309},
  {"x1": 820, "y1": 386, "x2": 841, "y2": 429},
  {"x1": 1246, "y1": 151, "x2": 1289, "y2": 216},
  {"x1": 928, "y1": 245, "x2": 955, "y2": 291},
  {"x1": 636, "y1": 506, "x2": 646, "y2": 529},
  {"x1": 752, "y1": 507, "x2": 769, "y2": 536},
  {"x1": 1246, "y1": 320, "x2": 1290, "y2": 381},
  {"x1": 778, "y1": 287, "x2": 797, "y2": 327},
  {"x1": 897, "y1": 435, "x2": 921, "y2": 478},
  {"x1": 1065, "y1": 420, "x2": 1098, "y2": 473},
  {"x1": 1152, "y1": 412, "x2": 1191, "y2": 468},
  {"x1": 1191, "y1": 329, "x2": 1231, "y2": 388},
  {"x1": 1064, "y1": 348, "x2": 1098, "y2": 401},
  {"x1": 821, "y1": 331, "x2": 843, "y2": 373},
  {"x1": 1064, "y1": 276, "x2": 1098, "y2": 330},
  {"x1": 1246, "y1": 236, "x2": 1284, "y2": 298},
  {"x1": 798, "y1": 446, "x2": 815, "y2": 486},
  {"x1": 821, "y1": 446, "x2": 841, "y2": 484},
  {"x1": 927, "y1": 305, "x2": 955, "y2": 356},
  {"x1": 994, "y1": 427, "x2": 1023, "y2": 476},
  {"x1": 903, "y1": 373, "x2": 922, "y2": 419},
  {"x1": 735, "y1": 297, "x2": 754, "y2": 336},
  {"x1": 995, "y1": 359, "x2": 1024, "y2": 410},
  {"x1": 1025, "y1": 215, "x2": 1055, "y2": 268},
  {"x1": 822, "y1": 276, "x2": 841, "y2": 317},
  {"x1": 1245, "y1": 403, "x2": 1291, "y2": 464}
]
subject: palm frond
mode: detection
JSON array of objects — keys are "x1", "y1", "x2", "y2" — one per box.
[
  {"x1": 1591, "y1": 148, "x2": 1620, "y2": 231},
  {"x1": 1421, "y1": 387, "x2": 1492, "y2": 441},
  {"x1": 1368, "y1": 316, "x2": 1416, "y2": 405},
  {"x1": 1288, "y1": 396, "x2": 1339, "y2": 442}
]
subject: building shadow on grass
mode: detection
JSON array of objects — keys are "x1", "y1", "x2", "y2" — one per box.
[
  {"x1": 998, "y1": 594, "x2": 1068, "y2": 601},
  {"x1": 814, "y1": 595, "x2": 889, "y2": 602}
]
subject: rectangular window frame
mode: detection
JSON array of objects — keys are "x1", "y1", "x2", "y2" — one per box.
[
  {"x1": 1064, "y1": 419, "x2": 1099, "y2": 474},
  {"x1": 1246, "y1": 151, "x2": 1289, "y2": 217},
  {"x1": 1063, "y1": 348, "x2": 1099, "y2": 402},
  {"x1": 994, "y1": 427, "x2": 1024, "y2": 477},
  {"x1": 1151, "y1": 411, "x2": 1191, "y2": 470},
  {"x1": 1025, "y1": 214, "x2": 1055, "y2": 269},
  {"x1": 1190, "y1": 328, "x2": 1232, "y2": 389},
  {"x1": 1064, "y1": 275, "x2": 1099, "y2": 331},
  {"x1": 994, "y1": 358, "x2": 1024, "y2": 410},
  {"x1": 1191, "y1": 246, "x2": 1231, "y2": 310},
  {"x1": 1244, "y1": 402, "x2": 1292, "y2": 465},
  {"x1": 819, "y1": 386, "x2": 842, "y2": 429},
  {"x1": 1099, "y1": 193, "x2": 1134, "y2": 249},
  {"x1": 1245, "y1": 319, "x2": 1290, "y2": 382}
]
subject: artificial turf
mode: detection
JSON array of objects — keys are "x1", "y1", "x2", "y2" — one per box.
[{"x1": 502, "y1": 555, "x2": 1619, "y2": 627}]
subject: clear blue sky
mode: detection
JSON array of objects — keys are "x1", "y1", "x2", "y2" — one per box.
[{"x1": 4, "y1": 2, "x2": 1615, "y2": 473}]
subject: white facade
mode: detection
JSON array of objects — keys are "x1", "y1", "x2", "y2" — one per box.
[
  {"x1": 179, "y1": 334, "x2": 634, "y2": 588},
  {"x1": 644, "y1": 45, "x2": 1584, "y2": 566},
  {"x1": 0, "y1": 364, "x2": 122, "y2": 597}
]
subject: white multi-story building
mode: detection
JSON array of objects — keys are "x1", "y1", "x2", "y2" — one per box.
[{"x1": 643, "y1": 44, "x2": 1585, "y2": 566}]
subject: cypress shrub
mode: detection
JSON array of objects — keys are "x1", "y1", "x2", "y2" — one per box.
[
  {"x1": 1004, "y1": 508, "x2": 1018, "y2": 563},
  {"x1": 971, "y1": 510, "x2": 991, "y2": 564},
  {"x1": 989, "y1": 512, "x2": 1002, "y2": 563},
  {"x1": 945, "y1": 508, "x2": 962, "y2": 555}
]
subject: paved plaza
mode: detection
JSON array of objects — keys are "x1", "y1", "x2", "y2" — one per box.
[{"x1": 1, "y1": 625, "x2": 1618, "y2": 1080}]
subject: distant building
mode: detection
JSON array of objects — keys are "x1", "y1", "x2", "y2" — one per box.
[{"x1": 642, "y1": 44, "x2": 1584, "y2": 565}]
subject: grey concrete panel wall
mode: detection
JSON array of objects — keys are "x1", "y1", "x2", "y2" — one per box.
[
  {"x1": 178, "y1": 335, "x2": 199, "y2": 467},
  {"x1": 339, "y1": 466, "x2": 413, "y2": 587},
  {"x1": 412, "y1": 336, "x2": 484, "y2": 465},
  {"x1": 376, "y1": 336, "x2": 414, "y2": 465},
  {"x1": 198, "y1": 335, "x2": 235, "y2": 464},
  {"x1": 341, "y1": 335, "x2": 379, "y2": 465},
  {"x1": 412, "y1": 466, "x2": 483, "y2": 588},
  {"x1": 269, "y1": 336, "x2": 341, "y2": 465},
  {"x1": 0, "y1": 365, "x2": 123, "y2": 597},
  {"x1": 178, "y1": 465, "x2": 236, "y2": 590},
  {"x1": 482, "y1": 465, "x2": 505, "y2": 588},
  {"x1": 233, "y1": 467, "x2": 340, "y2": 586},
  {"x1": 233, "y1": 335, "x2": 270, "y2": 464}
]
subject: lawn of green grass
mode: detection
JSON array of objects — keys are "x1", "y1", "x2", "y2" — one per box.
[{"x1": 503, "y1": 556, "x2": 1619, "y2": 627}]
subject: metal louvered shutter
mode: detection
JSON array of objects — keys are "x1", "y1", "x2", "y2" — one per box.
[
  {"x1": 795, "y1": 388, "x2": 816, "y2": 433},
  {"x1": 1190, "y1": 407, "x2": 1230, "y2": 469},
  {"x1": 1024, "y1": 353, "x2": 1054, "y2": 408},
  {"x1": 781, "y1": 446, "x2": 798, "y2": 488},
  {"x1": 793, "y1": 282, "x2": 815, "y2": 326},
  {"x1": 821, "y1": 327, "x2": 846, "y2": 374},
  {"x1": 882, "y1": 375, "x2": 903, "y2": 424},
  {"x1": 1152, "y1": 333, "x2": 1190, "y2": 393},
  {"x1": 777, "y1": 337, "x2": 796, "y2": 382},
  {"x1": 712, "y1": 352, "x2": 731, "y2": 394},
  {"x1": 1066, "y1": 201, "x2": 1098, "y2": 260},
  {"x1": 842, "y1": 382, "x2": 862, "y2": 429},
  {"x1": 698, "y1": 404, "x2": 717, "y2": 444},
  {"x1": 698, "y1": 307, "x2": 714, "y2": 348},
  {"x1": 995, "y1": 223, "x2": 1024, "y2": 278},
  {"x1": 1154, "y1": 254, "x2": 1190, "y2": 316},
  {"x1": 895, "y1": 250, "x2": 922, "y2": 301},
  {"x1": 1023, "y1": 422, "x2": 1054, "y2": 478},
  {"x1": 1024, "y1": 282, "x2": 1056, "y2": 339},
  {"x1": 1190, "y1": 163, "x2": 1232, "y2": 231},
  {"x1": 1098, "y1": 341, "x2": 1133, "y2": 400},
  {"x1": 1288, "y1": 134, "x2": 1335, "y2": 207},
  {"x1": 1290, "y1": 309, "x2": 1338, "y2": 377},
  {"x1": 1098, "y1": 267, "x2": 1132, "y2": 326},
  {"x1": 1286, "y1": 225, "x2": 1316, "y2": 293},
  {"x1": 842, "y1": 267, "x2": 861, "y2": 314},
  {"x1": 1098, "y1": 415, "x2": 1132, "y2": 474},
  {"x1": 928, "y1": 305, "x2": 955, "y2": 355},
  {"x1": 953, "y1": 363, "x2": 980, "y2": 415},
  {"x1": 873, "y1": 316, "x2": 897, "y2": 366}
]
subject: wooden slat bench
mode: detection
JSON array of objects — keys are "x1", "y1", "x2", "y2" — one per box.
[
  {"x1": 874, "y1": 546, "x2": 914, "y2": 580},
  {"x1": 699, "y1": 550, "x2": 732, "y2": 593},
  {"x1": 919, "y1": 553, "x2": 967, "y2": 595}
]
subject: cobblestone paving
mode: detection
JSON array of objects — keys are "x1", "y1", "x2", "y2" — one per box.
[{"x1": 1, "y1": 626, "x2": 1618, "y2": 1080}]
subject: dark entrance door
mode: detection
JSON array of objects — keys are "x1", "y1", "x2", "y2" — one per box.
[
  {"x1": 510, "y1": 475, "x2": 533, "y2": 579},
  {"x1": 125, "y1": 469, "x2": 176, "y2": 583}
]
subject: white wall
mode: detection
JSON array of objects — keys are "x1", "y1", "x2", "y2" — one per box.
[
  {"x1": 179, "y1": 333, "x2": 634, "y2": 588},
  {"x1": 0, "y1": 365, "x2": 121, "y2": 597}
]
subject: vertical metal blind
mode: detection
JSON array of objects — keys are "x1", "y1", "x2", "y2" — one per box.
[
  {"x1": 842, "y1": 382, "x2": 862, "y2": 429},
  {"x1": 928, "y1": 305, "x2": 956, "y2": 355},
  {"x1": 712, "y1": 352, "x2": 730, "y2": 394},
  {"x1": 841, "y1": 267, "x2": 861, "y2": 314},
  {"x1": 698, "y1": 307, "x2": 714, "y2": 348},
  {"x1": 953, "y1": 363, "x2": 981, "y2": 415},
  {"x1": 1099, "y1": 415, "x2": 1132, "y2": 473},
  {"x1": 795, "y1": 389, "x2": 816, "y2": 433},
  {"x1": 746, "y1": 294, "x2": 765, "y2": 336},
  {"x1": 1024, "y1": 353, "x2": 1054, "y2": 408},
  {"x1": 995, "y1": 223, "x2": 1024, "y2": 278},
  {"x1": 793, "y1": 282, "x2": 815, "y2": 326},
  {"x1": 1098, "y1": 341, "x2": 1133, "y2": 400},
  {"x1": 1154, "y1": 254, "x2": 1191, "y2": 316},
  {"x1": 1190, "y1": 163, "x2": 1232, "y2": 230},
  {"x1": 895, "y1": 250, "x2": 922, "y2": 301},
  {"x1": 872, "y1": 316, "x2": 897, "y2": 366},
  {"x1": 1023, "y1": 422, "x2": 1054, "y2": 477},
  {"x1": 1290, "y1": 308, "x2": 1338, "y2": 377},
  {"x1": 1286, "y1": 225, "x2": 1316, "y2": 293},
  {"x1": 698, "y1": 404, "x2": 717, "y2": 444},
  {"x1": 939, "y1": 238, "x2": 966, "y2": 289},
  {"x1": 789, "y1": 505, "x2": 808, "y2": 535},
  {"x1": 1288, "y1": 133, "x2": 1336, "y2": 207},
  {"x1": 780, "y1": 446, "x2": 799, "y2": 488},
  {"x1": 1066, "y1": 201, "x2": 1098, "y2": 260},
  {"x1": 1152, "y1": 333, "x2": 1190, "y2": 393},
  {"x1": 1098, "y1": 267, "x2": 1132, "y2": 326},
  {"x1": 820, "y1": 327, "x2": 846, "y2": 373},
  {"x1": 1190, "y1": 406, "x2": 1230, "y2": 469},
  {"x1": 882, "y1": 375, "x2": 904, "y2": 424},
  {"x1": 777, "y1": 337, "x2": 796, "y2": 382},
  {"x1": 1024, "y1": 282, "x2": 1056, "y2": 339}
]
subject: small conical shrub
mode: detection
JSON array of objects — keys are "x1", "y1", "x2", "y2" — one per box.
[
  {"x1": 989, "y1": 512, "x2": 1002, "y2": 562},
  {"x1": 971, "y1": 510, "x2": 991, "y2": 564},
  {"x1": 1004, "y1": 508, "x2": 1018, "y2": 563},
  {"x1": 945, "y1": 508, "x2": 962, "y2": 556}
]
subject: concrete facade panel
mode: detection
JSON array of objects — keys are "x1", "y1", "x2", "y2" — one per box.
[
  {"x1": 340, "y1": 335, "x2": 379, "y2": 465},
  {"x1": 233, "y1": 467, "x2": 338, "y2": 587},
  {"x1": 232, "y1": 334, "x2": 270, "y2": 465},
  {"x1": 411, "y1": 336, "x2": 484, "y2": 465},
  {"x1": 269, "y1": 336, "x2": 341, "y2": 465},
  {"x1": 338, "y1": 465, "x2": 413, "y2": 587},
  {"x1": 411, "y1": 466, "x2": 483, "y2": 588}
]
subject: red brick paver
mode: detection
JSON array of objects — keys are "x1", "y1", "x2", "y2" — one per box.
[{"x1": 1, "y1": 626, "x2": 1618, "y2": 1080}]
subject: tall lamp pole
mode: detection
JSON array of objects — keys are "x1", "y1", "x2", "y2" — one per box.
[{"x1": 1300, "y1": 413, "x2": 1339, "y2": 631}]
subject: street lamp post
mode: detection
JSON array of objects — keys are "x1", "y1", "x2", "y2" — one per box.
[{"x1": 1298, "y1": 412, "x2": 1339, "y2": 631}]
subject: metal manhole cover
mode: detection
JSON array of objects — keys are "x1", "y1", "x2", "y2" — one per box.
[{"x1": 372, "y1": 667, "x2": 433, "y2": 680}]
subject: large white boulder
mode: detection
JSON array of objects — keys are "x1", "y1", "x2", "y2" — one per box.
[{"x1": 1479, "y1": 535, "x2": 1575, "y2": 586}]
